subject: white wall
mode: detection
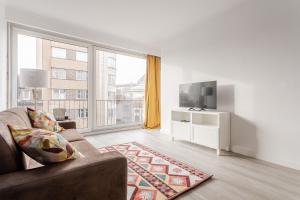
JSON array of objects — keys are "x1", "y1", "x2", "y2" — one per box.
[
  {"x1": 161, "y1": 0, "x2": 300, "y2": 170},
  {"x1": 0, "y1": 2, "x2": 7, "y2": 111}
]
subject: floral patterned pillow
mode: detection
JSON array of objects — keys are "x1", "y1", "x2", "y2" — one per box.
[
  {"x1": 27, "y1": 107, "x2": 64, "y2": 132},
  {"x1": 8, "y1": 125, "x2": 82, "y2": 165}
]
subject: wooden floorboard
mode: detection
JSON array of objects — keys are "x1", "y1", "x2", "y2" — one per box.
[{"x1": 85, "y1": 129, "x2": 300, "y2": 200}]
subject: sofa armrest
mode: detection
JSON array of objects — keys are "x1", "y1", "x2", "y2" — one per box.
[
  {"x1": 58, "y1": 120, "x2": 77, "y2": 129},
  {"x1": 0, "y1": 151, "x2": 127, "y2": 200}
]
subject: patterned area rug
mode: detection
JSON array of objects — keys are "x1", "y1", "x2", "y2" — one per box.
[{"x1": 98, "y1": 142, "x2": 212, "y2": 200}]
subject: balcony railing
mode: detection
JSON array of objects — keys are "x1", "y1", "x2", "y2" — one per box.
[
  {"x1": 18, "y1": 100, "x2": 88, "y2": 129},
  {"x1": 96, "y1": 99, "x2": 144, "y2": 127},
  {"x1": 17, "y1": 99, "x2": 144, "y2": 130}
]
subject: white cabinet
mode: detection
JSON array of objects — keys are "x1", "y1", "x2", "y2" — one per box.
[
  {"x1": 192, "y1": 125, "x2": 218, "y2": 149},
  {"x1": 171, "y1": 109, "x2": 230, "y2": 155},
  {"x1": 171, "y1": 121, "x2": 191, "y2": 141}
]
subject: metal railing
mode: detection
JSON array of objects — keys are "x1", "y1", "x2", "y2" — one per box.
[
  {"x1": 96, "y1": 99, "x2": 144, "y2": 127},
  {"x1": 17, "y1": 99, "x2": 144, "y2": 129},
  {"x1": 18, "y1": 99, "x2": 88, "y2": 129}
]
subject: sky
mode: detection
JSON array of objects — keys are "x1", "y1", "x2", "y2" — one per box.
[
  {"x1": 115, "y1": 54, "x2": 146, "y2": 85},
  {"x1": 18, "y1": 34, "x2": 37, "y2": 73},
  {"x1": 18, "y1": 34, "x2": 146, "y2": 84}
]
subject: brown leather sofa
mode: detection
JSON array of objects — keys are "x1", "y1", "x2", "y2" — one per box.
[{"x1": 0, "y1": 108, "x2": 127, "y2": 200}]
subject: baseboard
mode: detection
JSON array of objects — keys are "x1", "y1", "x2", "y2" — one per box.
[
  {"x1": 83, "y1": 125, "x2": 142, "y2": 136},
  {"x1": 274, "y1": 159, "x2": 300, "y2": 170},
  {"x1": 231, "y1": 145, "x2": 300, "y2": 170},
  {"x1": 231, "y1": 145, "x2": 256, "y2": 157}
]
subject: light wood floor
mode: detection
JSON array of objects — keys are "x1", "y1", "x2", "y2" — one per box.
[{"x1": 85, "y1": 129, "x2": 300, "y2": 200}]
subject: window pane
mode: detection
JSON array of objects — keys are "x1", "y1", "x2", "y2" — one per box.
[
  {"x1": 52, "y1": 89, "x2": 66, "y2": 99},
  {"x1": 106, "y1": 57, "x2": 116, "y2": 67},
  {"x1": 77, "y1": 108, "x2": 88, "y2": 118},
  {"x1": 16, "y1": 33, "x2": 88, "y2": 129},
  {"x1": 18, "y1": 34, "x2": 37, "y2": 70},
  {"x1": 95, "y1": 50, "x2": 146, "y2": 127},
  {"x1": 76, "y1": 90, "x2": 88, "y2": 99},
  {"x1": 52, "y1": 47, "x2": 66, "y2": 59},
  {"x1": 76, "y1": 71, "x2": 87, "y2": 81},
  {"x1": 76, "y1": 51, "x2": 88, "y2": 62},
  {"x1": 52, "y1": 68, "x2": 66, "y2": 79},
  {"x1": 20, "y1": 89, "x2": 31, "y2": 101}
]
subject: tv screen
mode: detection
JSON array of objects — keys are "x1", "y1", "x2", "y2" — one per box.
[{"x1": 179, "y1": 81, "x2": 217, "y2": 109}]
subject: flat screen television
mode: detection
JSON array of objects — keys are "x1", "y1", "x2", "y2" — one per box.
[{"x1": 179, "y1": 81, "x2": 217, "y2": 110}]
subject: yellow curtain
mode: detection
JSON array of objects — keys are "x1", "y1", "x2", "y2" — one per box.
[{"x1": 144, "y1": 55, "x2": 161, "y2": 129}]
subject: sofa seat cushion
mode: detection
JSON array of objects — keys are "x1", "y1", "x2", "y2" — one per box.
[
  {"x1": 59, "y1": 129, "x2": 85, "y2": 142},
  {"x1": 70, "y1": 140, "x2": 100, "y2": 158}
]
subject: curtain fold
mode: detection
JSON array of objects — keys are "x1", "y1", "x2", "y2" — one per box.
[{"x1": 144, "y1": 55, "x2": 160, "y2": 129}]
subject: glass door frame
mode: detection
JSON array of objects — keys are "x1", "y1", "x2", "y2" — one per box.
[
  {"x1": 93, "y1": 46, "x2": 146, "y2": 132},
  {"x1": 8, "y1": 23, "x2": 146, "y2": 134},
  {"x1": 9, "y1": 24, "x2": 94, "y2": 133}
]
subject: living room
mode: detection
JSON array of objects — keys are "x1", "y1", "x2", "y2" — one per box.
[{"x1": 0, "y1": 1, "x2": 299, "y2": 200}]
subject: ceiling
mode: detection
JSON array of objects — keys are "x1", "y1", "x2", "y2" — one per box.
[{"x1": 3, "y1": 0, "x2": 244, "y2": 52}]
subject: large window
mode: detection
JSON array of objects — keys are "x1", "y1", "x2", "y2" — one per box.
[
  {"x1": 52, "y1": 68, "x2": 66, "y2": 79},
  {"x1": 52, "y1": 47, "x2": 66, "y2": 59},
  {"x1": 76, "y1": 71, "x2": 87, "y2": 81},
  {"x1": 13, "y1": 31, "x2": 89, "y2": 130},
  {"x1": 95, "y1": 49, "x2": 146, "y2": 127},
  {"x1": 11, "y1": 26, "x2": 146, "y2": 132}
]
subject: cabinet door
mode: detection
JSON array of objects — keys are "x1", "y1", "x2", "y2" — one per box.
[
  {"x1": 192, "y1": 126, "x2": 218, "y2": 149},
  {"x1": 172, "y1": 122, "x2": 190, "y2": 141}
]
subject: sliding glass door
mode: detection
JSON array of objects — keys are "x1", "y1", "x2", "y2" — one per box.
[
  {"x1": 95, "y1": 49, "x2": 146, "y2": 129},
  {"x1": 11, "y1": 28, "x2": 90, "y2": 130},
  {"x1": 10, "y1": 25, "x2": 146, "y2": 132}
]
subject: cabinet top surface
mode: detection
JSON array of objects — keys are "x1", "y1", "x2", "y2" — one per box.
[{"x1": 171, "y1": 108, "x2": 229, "y2": 114}]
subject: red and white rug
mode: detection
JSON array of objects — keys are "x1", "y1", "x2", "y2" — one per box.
[{"x1": 98, "y1": 142, "x2": 212, "y2": 200}]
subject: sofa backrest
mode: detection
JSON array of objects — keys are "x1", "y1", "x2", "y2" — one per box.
[{"x1": 0, "y1": 107, "x2": 32, "y2": 174}]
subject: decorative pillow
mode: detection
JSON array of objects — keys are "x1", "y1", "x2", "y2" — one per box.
[
  {"x1": 8, "y1": 125, "x2": 82, "y2": 165},
  {"x1": 27, "y1": 107, "x2": 64, "y2": 132}
]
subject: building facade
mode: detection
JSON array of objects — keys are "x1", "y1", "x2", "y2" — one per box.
[{"x1": 18, "y1": 39, "x2": 89, "y2": 128}]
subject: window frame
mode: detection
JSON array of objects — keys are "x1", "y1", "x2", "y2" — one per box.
[
  {"x1": 52, "y1": 89, "x2": 66, "y2": 100},
  {"x1": 78, "y1": 108, "x2": 88, "y2": 118},
  {"x1": 8, "y1": 23, "x2": 147, "y2": 134},
  {"x1": 75, "y1": 70, "x2": 88, "y2": 81},
  {"x1": 94, "y1": 47, "x2": 147, "y2": 130},
  {"x1": 76, "y1": 89, "x2": 88, "y2": 99},
  {"x1": 52, "y1": 68, "x2": 67, "y2": 79}
]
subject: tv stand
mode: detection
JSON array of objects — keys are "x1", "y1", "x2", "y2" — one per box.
[
  {"x1": 188, "y1": 107, "x2": 207, "y2": 111},
  {"x1": 171, "y1": 109, "x2": 230, "y2": 155}
]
